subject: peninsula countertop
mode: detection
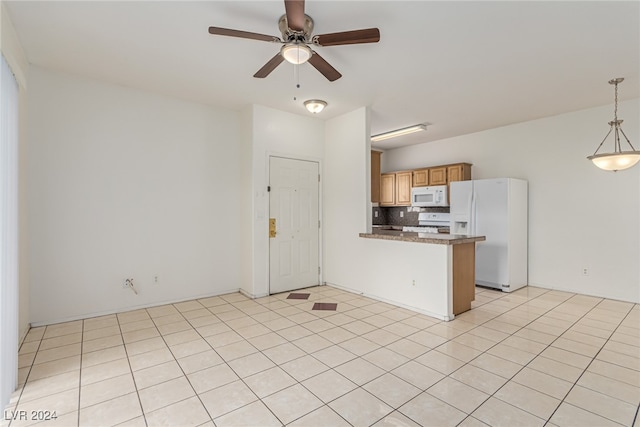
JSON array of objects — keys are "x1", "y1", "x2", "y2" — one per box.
[{"x1": 359, "y1": 231, "x2": 486, "y2": 245}]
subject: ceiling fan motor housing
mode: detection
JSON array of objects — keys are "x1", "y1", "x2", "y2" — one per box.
[{"x1": 279, "y1": 14, "x2": 314, "y2": 42}]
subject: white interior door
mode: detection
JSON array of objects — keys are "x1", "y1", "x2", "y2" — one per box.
[{"x1": 269, "y1": 157, "x2": 320, "y2": 294}]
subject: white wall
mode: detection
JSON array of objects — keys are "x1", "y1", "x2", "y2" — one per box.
[
  {"x1": 27, "y1": 67, "x2": 251, "y2": 324},
  {"x1": 383, "y1": 100, "x2": 640, "y2": 303},
  {"x1": 323, "y1": 107, "x2": 456, "y2": 319},
  {"x1": 249, "y1": 105, "x2": 324, "y2": 297},
  {"x1": 1, "y1": 1, "x2": 30, "y2": 344},
  {"x1": 324, "y1": 107, "x2": 370, "y2": 284}
]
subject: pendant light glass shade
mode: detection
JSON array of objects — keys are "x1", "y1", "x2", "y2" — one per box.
[
  {"x1": 281, "y1": 43, "x2": 312, "y2": 64},
  {"x1": 588, "y1": 78, "x2": 639, "y2": 172},
  {"x1": 589, "y1": 152, "x2": 640, "y2": 171}
]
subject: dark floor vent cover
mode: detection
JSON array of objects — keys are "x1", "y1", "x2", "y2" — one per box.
[
  {"x1": 287, "y1": 293, "x2": 311, "y2": 300},
  {"x1": 312, "y1": 302, "x2": 338, "y2": 311}
]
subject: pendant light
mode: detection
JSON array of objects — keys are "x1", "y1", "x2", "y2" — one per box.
[{"x1": 587, "y1": 78, "x2": 640, "y2": 171}]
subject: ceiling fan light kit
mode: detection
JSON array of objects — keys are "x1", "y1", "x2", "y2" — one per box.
[
  {"x1": 587, "y1": 77, "x2": 640, "y2": 172},
  {"x1": 281, "y1": 43, "x2": 312, "y2": 64},
  {"x1": 304, "y1": 99, "x2": 327, "y2": 113},
  {"x1": 371, "y1": 124, "x2": 427, "y2": 142},
  {"x1": 208, "y1": 0, "x2": 380, "y2": 82}
]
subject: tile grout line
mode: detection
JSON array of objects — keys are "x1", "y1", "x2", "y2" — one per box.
[
  {"x1": 76, "y1": 320, "x2": 84, "y2": 427},
  {"x1": 541, "y1": 299, "x2": 637, "y2": 426},
  {"x1": 116, "y1": 313, "x2": 149, "y2": 427},
  {"x1": 12, "y1": 287, "x2": 639, "y2": 427},
  {"x1": 398, "y1": 289, "x2": 592, "y2": 425},
  {"x1": 154, "y1": 300, "x2": 283, "y2": 426}
]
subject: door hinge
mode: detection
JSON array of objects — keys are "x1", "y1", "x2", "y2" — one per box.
[
  {"x1": 318, "y1": 266, "x2": 321, "y2": 274},
  {"x1": 267, "y1": 186, "x2": 271, "y2": 192},
  {"x1": 318, "y1": 174, "x2": 320, "y2": 182},
  {"x1": 318, "y1": 220, "x2": 321, "y2": 228}
]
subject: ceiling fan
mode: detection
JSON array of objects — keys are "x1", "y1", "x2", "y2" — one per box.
[{"x1": 208, "y1": 0, "x2": 380, "y2": 82}]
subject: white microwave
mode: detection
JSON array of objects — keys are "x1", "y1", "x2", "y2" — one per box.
[{"x1": 411, "y1": 185, "x2": 449, "y2": 207}]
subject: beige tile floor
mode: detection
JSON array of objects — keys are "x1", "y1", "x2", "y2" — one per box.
[{"x1": 2, "y1": 285, "x2": 639, "y2": 427}]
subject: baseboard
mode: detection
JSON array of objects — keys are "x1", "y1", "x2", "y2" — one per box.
[
  {"x1": 324, "y1": 282, "x2": 453, "y2": 321},
  {"x1": 239, "y1": 288, "x2": 269, "y2": 299},
  {"x1": 29, "y1": 287, "x2": 243, "y2": 327}
]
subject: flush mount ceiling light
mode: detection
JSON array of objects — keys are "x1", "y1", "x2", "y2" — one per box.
[
  {"x1": 304, "y1": 99, "x2": 327, "y2": 114},
  {"x1": 371, "y1": 124, "x2": 427, "y2": 142},
  {"x1": 281, "y1": 42, "x2": 312, "y2": 65},
  {"x1": 587, "y1": 78, "x2": 640, "y2": 171}
]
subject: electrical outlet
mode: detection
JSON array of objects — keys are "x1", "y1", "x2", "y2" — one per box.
[
  {"x1": 374, "y1": 211, "x2": 379, "y2": 218},
  {"x1": 582, "y1": 268, "x2": 589, "y2": 276},
  {"x1": 400, "y1": 211, "x2": 404, "y2": 218},
  {"x1": 154, "y1": 275, "x2": 159, "y2": 284},
  {"x1": 412, "y1": 280, "x2": 416, "y2": 286}
]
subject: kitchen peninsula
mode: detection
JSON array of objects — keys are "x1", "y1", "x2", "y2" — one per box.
[{"x1": 358, "y1": 231, "x2": 486, "y2": 320}]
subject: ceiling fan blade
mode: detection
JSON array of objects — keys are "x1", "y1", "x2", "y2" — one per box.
[
  {"x1": 284, "y1": 0, "x2": 306, "y2": 32},
  {"x1": 314, "y1": 28, "x2": 380, "y2": 46},
  {"x1": 208, "y1": 27, "x2": 280, "y2": 43},
  {"x1": 253, "y1": 54, "x2": 285, "y2": 78},
  {"x1": 308, "y1": 52, "x2": 342, "y2": 82}
]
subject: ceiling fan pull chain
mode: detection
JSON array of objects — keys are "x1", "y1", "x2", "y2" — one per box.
[{"x1": 292, "y1": 63, "x2": 301, "y2": 101}]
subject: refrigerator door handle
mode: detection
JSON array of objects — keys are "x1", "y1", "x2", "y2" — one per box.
[{"x1": 470, "y1": 191, "x2": 476, "y2": 235}]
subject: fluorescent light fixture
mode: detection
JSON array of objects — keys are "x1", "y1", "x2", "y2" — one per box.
[
  {"x1": 588, "y1": 78, "x2": 640, "y2": 171},
  {"x1": 281, "y1": 43, "x2": 312, "y2": 65},
  {"x1": 371, "y1": 124, "x2": 426, "y2": 142},
  {"x1": 304, "y1": 99, "x2": 327, "y2": 114}
]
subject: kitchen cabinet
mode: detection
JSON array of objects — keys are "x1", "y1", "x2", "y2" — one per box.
[
  {"x1": 447, "y1": 163, "x2": 472, "y2": 184},
  {"x1": 380, "y1": 171, "x2": 412, "y2": 206},
  {"x1": 395, "y1": 171, "x2": 413, "y2": 206},
  {"x1": 412, "y1": 168, "x2": 429, "y2": 187},
  {"x1": 371, "y1": 151, "x2": 382, "y2": 203},
  {"x1": 429, "y1": 167, "x2": 447, "y2": 185},
  {"x1": 380, "y1": 173, "x2": 395, "y2": 206}
]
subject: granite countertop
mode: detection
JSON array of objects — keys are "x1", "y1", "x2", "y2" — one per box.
[{"x1": 359, "y1": 231, "x2": 486, "y2": 245}]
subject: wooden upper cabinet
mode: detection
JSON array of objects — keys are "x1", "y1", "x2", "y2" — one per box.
[
  {"x1": 380, "y1": 173, "x2": 396, "y2": 206},
  {"x1": 371, "y1": 151, "x2": 382, "y2": 203},
  {"x1": 429, "y1": 167, "x2": 447, "y2": 186},
  {"x1": 378, "y1": 163, "x2": 471, "y2": 207},
  {"x1": 447, "y1": 163, "x2": 472, "y2": 184},
  {"x1": 412, "y1": 168, "x2": 429, "y2": 187},
  {"x1": 395, "y1": 171, "x2": 413, "y2": 206}
]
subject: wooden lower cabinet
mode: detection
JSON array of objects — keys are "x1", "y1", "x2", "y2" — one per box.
[
  {"x1": 380, "y1": 173, "x2": 395, "y2": 206},
  {"x1": 452, "y1": 242, "x2": 476, "y2": 315}
]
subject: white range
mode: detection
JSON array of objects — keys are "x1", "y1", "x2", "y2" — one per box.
[{"x1": 402, "y1": 212, "x2": 450, "y2": 233}]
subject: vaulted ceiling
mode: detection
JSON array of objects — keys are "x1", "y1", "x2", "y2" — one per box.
[{"x1": 5, "y1": 1, "x2": 639, "y2": 149}]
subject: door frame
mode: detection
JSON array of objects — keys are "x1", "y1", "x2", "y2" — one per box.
[{"x1": 266, "y1": 153, "x2": 323, "y2": 295}]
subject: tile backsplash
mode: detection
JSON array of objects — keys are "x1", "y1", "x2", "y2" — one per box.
[{"x1": 372, "y1": 206, "x2": 449, "y2": 226}]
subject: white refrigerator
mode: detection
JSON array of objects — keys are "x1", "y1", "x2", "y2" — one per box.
[{"x1": 449, "y1": 178, "x2": 528, "y2": 292}]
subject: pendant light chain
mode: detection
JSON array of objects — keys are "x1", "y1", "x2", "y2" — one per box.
[{"x1": 613, "y1": 80, "x2": 621, "y2": 153}]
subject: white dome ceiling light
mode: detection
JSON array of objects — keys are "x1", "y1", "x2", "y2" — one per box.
[{"x1": 304, "y1": 99, "x2": 327, "y2": 113}]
